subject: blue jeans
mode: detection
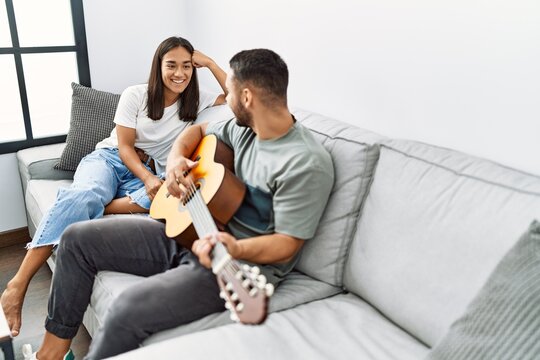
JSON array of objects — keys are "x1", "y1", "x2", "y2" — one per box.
[{"x1": 28, "y1": 148, "x2": 155, "y2": 249}]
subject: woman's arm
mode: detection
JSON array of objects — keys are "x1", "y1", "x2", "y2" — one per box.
[
  {"x1": 116, "y1": 124, "x2": 162, "y2": 200},
  {"x1": 192, "y1": 50, "x2": 228, "y2": 105}
]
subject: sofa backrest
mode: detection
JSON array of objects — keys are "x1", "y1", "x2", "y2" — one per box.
[
  {"x1": 293, "y1": 109, "x2": 384, "y2": 286},
  {"x1": 343, "y1": 138, "x2": 540, "y2": 347}
]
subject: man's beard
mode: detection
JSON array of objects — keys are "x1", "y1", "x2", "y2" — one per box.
[{"x1": 232, "y1": 101, "x2": 253, "y2": 128}]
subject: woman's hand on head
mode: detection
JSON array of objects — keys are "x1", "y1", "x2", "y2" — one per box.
[
  {"x1": 192, "y1": 50, "x2": 214, "y2": 68},
  {"x1": 143, "y1": 174, "x2": 163, "y2": 201}
]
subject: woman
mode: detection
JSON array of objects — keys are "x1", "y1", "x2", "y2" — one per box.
[{"x1": 1, "y1": 36, "x2": 227, "y2": 337}]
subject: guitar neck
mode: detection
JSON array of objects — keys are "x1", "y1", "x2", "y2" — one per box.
[{"x1": 185, "y1": 190, "x2": 231, "y2": 272}]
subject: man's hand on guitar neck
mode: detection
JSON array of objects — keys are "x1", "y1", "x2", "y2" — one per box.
[{"x1": 193, "y1": 233, "x2": 243, "y2": 269}]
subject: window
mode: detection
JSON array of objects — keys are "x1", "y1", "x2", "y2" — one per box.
[{"x1": 0, "y1": 0, "x2": 90, "y2": 154}]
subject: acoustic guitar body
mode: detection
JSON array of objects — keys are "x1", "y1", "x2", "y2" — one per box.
[{"x1": 150, "y1": 135, "x2": 246, "y2": 249}]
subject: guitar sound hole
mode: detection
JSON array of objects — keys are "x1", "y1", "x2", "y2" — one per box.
[{"x1": 181, "y1": 178, "x2": 205, "y2": 206}]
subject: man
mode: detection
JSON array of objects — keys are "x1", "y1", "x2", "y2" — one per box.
[{"x1": 29, "y1": 49, "x2": 334, "y2": 360}]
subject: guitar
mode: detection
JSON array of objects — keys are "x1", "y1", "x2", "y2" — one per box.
[{"x1": 150, "y1": 134, "x2": 274, "y2": 324}]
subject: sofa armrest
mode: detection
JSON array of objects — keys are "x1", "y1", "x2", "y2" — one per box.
[{"x1": 17, "y1": 143, "x2": 74, "y2": 194}]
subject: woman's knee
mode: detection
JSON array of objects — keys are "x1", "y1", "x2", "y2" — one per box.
[{"x1": 56, "y1": 186, "x2": 108, "y2": 212}]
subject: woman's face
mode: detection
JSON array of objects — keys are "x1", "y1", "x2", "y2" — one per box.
[{"x1": 161, "y1": 46, "x2": 193, "y2": 102}]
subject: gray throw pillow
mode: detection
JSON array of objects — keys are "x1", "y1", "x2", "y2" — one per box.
[
  {"x1": 54, "y1": 82, "x2": 120, "y2": 171},
  {"x1": 426, "y1": 220, "x2": 540, "y2": 360}
]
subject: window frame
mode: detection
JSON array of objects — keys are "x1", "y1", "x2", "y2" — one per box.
[{"x1": 0, "y1": 0, "x2": 90, "y2": 154}]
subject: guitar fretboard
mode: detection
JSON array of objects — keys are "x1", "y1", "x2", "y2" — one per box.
[{"x1": 183, "y1": 183, "x2": 230, "y2": 271}]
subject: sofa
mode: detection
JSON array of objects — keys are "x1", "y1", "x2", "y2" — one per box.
[{"x1": 17, "y1": 103, "x2": 540, "y2": 359}]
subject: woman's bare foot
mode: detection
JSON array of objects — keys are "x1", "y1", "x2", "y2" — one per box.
[{"x1": 0, "y1": 282, "x2": 27, "y2": 337}]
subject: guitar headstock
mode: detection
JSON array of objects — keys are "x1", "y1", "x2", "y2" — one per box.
[{"x1": 215, "y1": 261, "x2": 274, "y2": 325}]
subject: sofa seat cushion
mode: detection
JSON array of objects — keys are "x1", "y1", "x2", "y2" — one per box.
[
  {"x1": 344, "y1": 138, "x2": 540, "y2": 347},
  {"x1": 25, "y1": 179, "x2": 73, "y2": 237},
  {"x1": 292, "y1": 108, "x2": 384, "y2": 286},
  {"x1": 87, "y1": 270, "x2": 342, "y2": 342},
  {"x1": 108, "y1": 293, "x2": 429, "y2": 360}
]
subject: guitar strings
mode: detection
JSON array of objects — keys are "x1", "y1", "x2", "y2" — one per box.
[
  {"x1": 185, "y1": 178, "x2": 215, "y2": 235},
  {"x1": 184, "y1": 176, "x2": 224, "y2": 254},
  {"x1": 184, "y1": 176, "x2": 241, "y2": 284}
]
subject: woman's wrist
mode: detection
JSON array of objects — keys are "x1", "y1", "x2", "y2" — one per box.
[{"x1": 140, "y1": 169, "x2": 155, "y2": 183}]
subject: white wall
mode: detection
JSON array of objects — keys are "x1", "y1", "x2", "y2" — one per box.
[
  {"x1": 183, "y1": 0, "x2": 540, "y2": 176},
  {"x1": 82, "y1": 0, "x2": 187, "y2": 93}
]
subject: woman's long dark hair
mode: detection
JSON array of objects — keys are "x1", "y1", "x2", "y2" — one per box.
[{"x1": 147, "y1": 36, "x2": 199, "y2": 121}]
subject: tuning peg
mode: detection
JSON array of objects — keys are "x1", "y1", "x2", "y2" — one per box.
[
  {"x1": 219, "y1": 291, "x2": 226, "y2": 299},
  {"x1": 230, "y1": 312, "x2": 239, "y2": 322},
  {"x1": 236, "y1": 303, "x2": 245, "y2": 312},
  {"x1": 250, "y1": 266, "x2": 260, "y2": 275},
  {"x1": 242, "y1": 279, "x2": 251, "y2": 288},
  {"x1": 230, "y1": 292, "x2": 239, "y2": 301},
  {"x1": 249, "y1": 288, "x2": 258, "y2": 297},
  {"x1": 225, "y1": 282, "x2": 234, "y2": 291},
  {"x1": 235, "y1": 271, "x2": 243, "y2": 280},
  {"x1": 224, "y1": 301, "x2": 232, "y2": 310},
  {"x1": 242, "y1": 264, "x2": 251, "y2": 272},
  {"x1": 265, "y1": 283, "x2": 275, "y2": 297},
  {"x1": 257, "y1": 274, "x2": 267, "y2": 285}
]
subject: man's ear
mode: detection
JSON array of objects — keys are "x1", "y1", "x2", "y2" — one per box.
[{"x1": 242, "y1": 88, "x2": 253, "y2": 108}]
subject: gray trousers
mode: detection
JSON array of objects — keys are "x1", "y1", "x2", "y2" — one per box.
[{"x1": 44, "y1": 216, "x2": 224, "y2": 360}]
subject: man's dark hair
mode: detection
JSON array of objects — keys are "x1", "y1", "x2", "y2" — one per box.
[
  {"x1": 147, "y1": 36, "x2": 199, "y2": 121},
  {"x1": 229, "y1": 49, "x2": 288, "y2": 106}
]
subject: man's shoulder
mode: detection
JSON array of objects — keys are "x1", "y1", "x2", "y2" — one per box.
[
  {"x1": 209, "y1": 118, "x2": 254, "y2": 139},
  {"x1": 292, "y1": 123, "x2": 333, "y2": 166}
]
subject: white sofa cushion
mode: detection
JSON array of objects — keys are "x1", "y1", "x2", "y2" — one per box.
[
  {"x1": 294, "y1": 108, "x2": 384, "y2": 286},
  {"x1": 344, "y1": 139, "x2": 540, "y2": 347},
  {"x1": 107, "y1": 293, "x2": 429, "y2": 360},
  {"x1": 85, "y1": 270, "x2": 342, "y2": 341}
]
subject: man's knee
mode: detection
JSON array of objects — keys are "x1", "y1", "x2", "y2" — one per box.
[
  {"x1": 102, "y1": 288, "x2": 150, "y2": 335},
  {"x1": 57, "y1": 221, "x2": 94, "y2": 255}
]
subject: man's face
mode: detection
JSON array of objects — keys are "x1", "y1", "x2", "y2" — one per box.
[{"x1": 226, "y1": 71, "x2": 253, "y2": 128}]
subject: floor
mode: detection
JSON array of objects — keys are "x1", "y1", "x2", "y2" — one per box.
[{"x1": 0, "y1": 244, "x2": 91, "y2": 360}]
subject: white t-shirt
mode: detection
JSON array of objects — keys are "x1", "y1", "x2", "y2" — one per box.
[{"x1": 96, "y1": 84, "x2": 217, "y2": 173}]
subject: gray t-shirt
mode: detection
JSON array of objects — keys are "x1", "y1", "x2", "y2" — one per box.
[{"x1": 206, "y1": 117, "x2": 334, "y2": 284}]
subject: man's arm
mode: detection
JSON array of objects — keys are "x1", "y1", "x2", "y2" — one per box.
[
  {"x1": 165, "y1": 122, "x2": 209, "y2": 198},
  {"x1": 193, "y1": 232, "x2": 305, "y2": 269}
]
